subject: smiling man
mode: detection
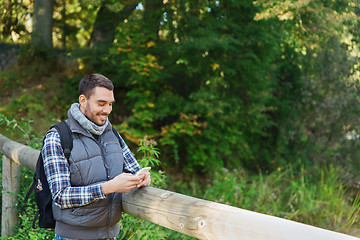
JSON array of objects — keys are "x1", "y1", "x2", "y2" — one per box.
[
  {"x1": 78, "y1": 79, "x2": 115, "y2": 126},
  {"x1": 42, "y1": 74, "x2": 150, "y2": 240}
]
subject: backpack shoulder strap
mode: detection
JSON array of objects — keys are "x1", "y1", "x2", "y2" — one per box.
[
  {"x1": 23, "y1": 121, "x2": 73, "y2": 205},
  {"x1": 52, "y1": 121, "x2": 73, "y2": 160},
  {"x1": 112, "y1": 126, "x2": 124, "y2": 148}
]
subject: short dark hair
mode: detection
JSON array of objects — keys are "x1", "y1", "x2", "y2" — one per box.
[{"x1": 79, "y1": 73, "x2": 114, "y2": 98}]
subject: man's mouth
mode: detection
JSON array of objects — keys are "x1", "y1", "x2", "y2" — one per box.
[{"x1": 98, "y1": 114, "x2": 108, "y2": 121}]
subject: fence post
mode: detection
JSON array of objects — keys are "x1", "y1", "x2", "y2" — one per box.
[{"x1": 2, "y1": 155, "x2": 21, "y2": 238}]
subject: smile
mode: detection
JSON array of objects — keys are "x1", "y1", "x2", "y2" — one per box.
[{"x1": 99, "y1": 115, "x2": 108, "y2": 120}]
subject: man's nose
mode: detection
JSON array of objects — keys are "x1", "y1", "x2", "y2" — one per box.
[{"x1": 103, "y1": 105, "x2": 112, "y2": 114}]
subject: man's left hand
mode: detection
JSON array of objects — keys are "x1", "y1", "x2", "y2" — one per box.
[{"x1": 137, "y1": 172, "x2": 151, "y2": 188}]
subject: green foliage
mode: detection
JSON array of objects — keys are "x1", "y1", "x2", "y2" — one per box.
[
  {"x1": 102, "y1": 0, "x2": 287, "y2": 172},
  {"x1": 0, "y1": 67, "x2": 23, "y2": 92},
  {"x1": 254, "y1": 0, "x2": 359, "y2": 50},
  {"x1": 0, "y1": 113, "x2": 41, "y2": 147},
  {"x1": 119, "y1": 212, "x2": 195, "y2": 240},
  {"x1": 0, "y1": 0, "x2": 31, "y2": 42},
  {"x1": 119, "y1": 213, "x2": 195, "y2": 240},
  {"x1": 52, "y1": 0, "x2": 100, "y2": 48},
  {"x1": 7, "y1": 197, "x2": 54, "y2": 240},
  {"x1": 2, "y1": 0, "x2": 360, "y2": 237},
  {"x1": 172, "y1": 164, "x2": 360, "y2": 234},
  {"x1": 4, "y1": 0, "x2": 358, "y2": 175},
  {"x1": 0, "y1": 49, "x2": 79, "y2": 134},
  {"x1": 136, "y1": 135, "x2": 165, "y2": 188},
  {"x1": 113, "y1": 135, "x2": 194, "y2": 239},
  {"x1": 1, "y1": 90, "x2": 61, "y2": 136},
  {"x1": 272, "y1": 37, "x2": 360, "y2": 170},
  {"x1": 102, "y1": 0, "x2": 359, "y2": 174},
  {"x1": 119, "y1": 215, "x2": 166, "y2": 240},
  {"x1": 0, "y1": 116, "x2": 49, "y2": 239},
  {"x1": 3, "y1": 164, "x2": 54, "y2": 239}
]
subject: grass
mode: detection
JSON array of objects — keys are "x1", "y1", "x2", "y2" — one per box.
[
  {"x1": 169, "y1": 165, "x2": 360, "y2": 237},
  {"x1": 0, "y1": 53, "x2": 80, "y2": 136}
]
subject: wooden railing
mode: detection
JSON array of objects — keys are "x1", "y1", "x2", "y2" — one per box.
[{"x1": 1, "y1": 133, "x2": 359, "y2": 240}]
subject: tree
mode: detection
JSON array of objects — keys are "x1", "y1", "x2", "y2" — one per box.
[
  {"x1": 32, "y1": 0, "x2": 54, "y2": 51},
  {"x1": 103, "y1": 0, "x2": 360, "y2": 174},
  {"x1": 5, "y1": 0, "x2": 359, "y2": 174},
  {"x1": 89, "y1": 0, "x2": 140, "y2": 48}
]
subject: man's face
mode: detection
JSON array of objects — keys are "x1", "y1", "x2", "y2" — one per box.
[{"x1": 79, "y1": 87, "x2": 115, "y2": 126}]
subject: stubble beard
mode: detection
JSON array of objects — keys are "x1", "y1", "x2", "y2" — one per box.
[{"x1": 84, "y1": 103, "x2": 107, "y2": 126}]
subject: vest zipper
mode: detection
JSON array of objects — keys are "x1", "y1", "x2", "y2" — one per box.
[
  {"x1": 92, "y1": 136, "x2": 111, "y2": 180},
  {"x1": 97, "y1": 136, "x2": 113, "y2": 229},
  {"x1": 92, "y1": 132, "x2": 117, "y2": 232}
]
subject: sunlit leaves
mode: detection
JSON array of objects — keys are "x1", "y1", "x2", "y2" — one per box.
[{"x1": 254, "y1": 0, "x2": 360, "y2": 50}]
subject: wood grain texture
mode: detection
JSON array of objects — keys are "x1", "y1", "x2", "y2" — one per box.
[
  {"x1": 0, "y1": 134, "x2": 38, "y2": 171},
  {"x1": 2, "y1": 155, "x2": 20, "y2": 237},
  {"x1": 123, "y1": 186, "x2": 359, "y2": 240}
]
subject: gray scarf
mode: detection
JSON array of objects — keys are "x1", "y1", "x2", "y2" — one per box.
[{"x1": 69, "y1": 103, "x2": 109, "y2": 135}]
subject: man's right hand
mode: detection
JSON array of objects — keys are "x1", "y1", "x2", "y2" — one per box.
[{"x1": 102, "y1": 173, "x2": 144, "y2": 195}]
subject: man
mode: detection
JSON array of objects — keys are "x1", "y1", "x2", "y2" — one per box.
[{"x1": 42, "y1": 74, "x2": 150, "y2": 240}]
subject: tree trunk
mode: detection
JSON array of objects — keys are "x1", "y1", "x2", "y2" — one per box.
[
  {"x1": 143, "y1": 0, "x2": 163, "y2": 41},
  {"x1": 89, "y1": 0, "x2": 139, "y2": 48},
  {"x1": 32, "y1": 0, "x2": 54, "y2": 51}
]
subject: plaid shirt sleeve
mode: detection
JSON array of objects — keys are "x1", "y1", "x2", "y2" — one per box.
[
  {"x1": 116, "y1": 132, "x2": 142, "y2": 174},
  {"x1": 42, "y1": 131, "x2": 106, "y2": 209}
]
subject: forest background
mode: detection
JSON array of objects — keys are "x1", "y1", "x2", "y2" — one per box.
[{"x1": 1, "y1": 0, "x2": 360, "y2": 239}]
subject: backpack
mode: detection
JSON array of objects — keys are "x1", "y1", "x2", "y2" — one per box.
[
  {"x1": 24, "y1": 121, "x2": 73, "y2": 229},
  {"x1": 24, "y1": 121, "x2": 123, "y2": 229}
]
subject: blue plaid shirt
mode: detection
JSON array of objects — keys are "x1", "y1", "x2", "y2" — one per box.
[{"x1": 42, "y1": 130, "x2": 141, "y2": 209}]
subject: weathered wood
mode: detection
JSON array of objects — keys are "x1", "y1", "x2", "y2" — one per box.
[
  {"x1": 0, "y1": 134, "x2": 38, "y2": 171},
  {"x1": 2, "y1": 155, "x2": 21, "y2": 237},
  {"x1": 123, "y1": 186, "x2": 359, "y2": 240}
]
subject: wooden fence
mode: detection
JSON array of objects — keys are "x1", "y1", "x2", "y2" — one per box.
[{"x1": 1, "y1": 133, "x2": 359, "y2": 240}]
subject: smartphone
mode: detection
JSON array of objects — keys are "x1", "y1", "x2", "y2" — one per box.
[{"x1": 135, "y1": 167, "x2": 151, "y2": 176}]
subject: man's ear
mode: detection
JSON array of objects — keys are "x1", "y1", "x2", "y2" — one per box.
[{"x1": 79, "y1": 94, "x2": 87, "y2": 106}]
